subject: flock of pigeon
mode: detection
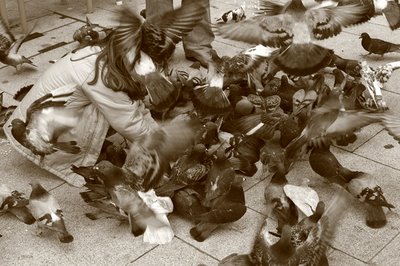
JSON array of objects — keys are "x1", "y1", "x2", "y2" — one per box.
[{"x1": 1, "y1": 0, "x2": 400, "y2": 265}]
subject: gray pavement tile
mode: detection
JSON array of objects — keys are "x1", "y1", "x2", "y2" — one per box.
[
  {"x1": 129, "y1": 237, "x2": 219, "y2": 266},
  {"x1": 354, "y1": 129, "x2": 400, "y2": 171},
  {"x1": 0, "y1": 183, "x2": 156, "y2": 266},
  {"x1": 170, "y1": 208, "x2": 265, "y2": 260},
  {"x1": 321, "y1": 148, "x2": 400, "y2": 261},
  {"x1": 244, "y1": 177, "x2": 268, "y2": 215},
  {"x1": 0, "y1": 141, "x2": 64, "y2": 191},
  {"x1": 246, "y1": 147, "x2": 400, "y2": 262},
  {"x1": 371, "y1": 232, "x2": 400, "y2": 265},
  {"x1": 328, "y1": 250, "x2": 368, "y2": 266}
]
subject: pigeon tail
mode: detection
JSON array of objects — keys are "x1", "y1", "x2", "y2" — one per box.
[
  {"x1": 365, "y1": 203, "x2": 387, "y2": 229},
  {"x1": 274, "y1": 43, "x2": 334, "y2": 76},
  {"x1": 190, "y1": 222, "x2": 219, "y2": 242},
  {"x1": 53, "y1": 141, "x2": 81, "y2": 154},
  {"x1": 8, "y1": 206, "x2": 36, "y2": 225}
]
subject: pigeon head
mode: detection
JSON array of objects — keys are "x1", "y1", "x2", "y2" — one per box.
[{"x1": 360, "y1": 32, "x2": 369, "y2": 40}]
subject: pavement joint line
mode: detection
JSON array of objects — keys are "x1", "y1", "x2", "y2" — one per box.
[
  {"x1": 174, "y1": 235, "x2": 221, "y2": 262},
  {"x1": 368, "y1": 230, "x2": 400, "y2": 263},
  {"x1": 329, "y1": 246, "x2": 369, "y2": 264},
  {"x1": 47, "y1": 181, "x2": 67, "y2": 192},
  {"x1": 335, "y1": 138, "x2": 400, "y2": 172},
  {"x1": 126, "y1": 244, "x2": 160, "y2": 265},
  {"x1": 244, "y1": 177, "x2": 266, "y2": 192},
  {"x1": 344, "y1": 128, "x2": 384, "y2": 154}
]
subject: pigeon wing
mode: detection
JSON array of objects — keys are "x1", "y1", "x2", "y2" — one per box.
[
  {"x1": 306, "y1": 4, "x2": 371, "y2": 40},
  {"x1": 215, "y1": 15, "x2": 294, "y2": 48}
]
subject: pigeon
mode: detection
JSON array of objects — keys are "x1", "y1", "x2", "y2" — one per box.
[
  {"x1": 215, "y1": 0, "x2": 370, "y2": 76},
  {"x1": 332, "y1": 54, "x2": 362, "y2": 78},
  {"x1": 72, "y1": 163, "x2": 127, "y2": 221},
  {"x1": 96, "y1": 139, "x2": 127, "y2": 167},
  {"x1": 264, "y1": 171, "x2": 299, "y2": 233},
  {"x1": 72, "y1": 17, "x2": 111, "y2": 50},
  {"x1": 290, "y1": 189, "x2": 350, "y2": 265},
  {"x1": 114, "y1": 2, "x2": 206, "y2": 112},
  {"x1": 92, "y1": 160, "x2": 174, "y2": 244},
  {"x1": 309, "y1": 145, "x2": 361, "y2": 186},
  {"x1": 190, "y1": 149, "x2": 247, "y2": 242},
  {"x1": 315, "y1": 0, "x2": 400, "y2": 30},
  {"x1": 123, "y1": 117, "x2": 201, "y2": 190},
  {"x1": 0, "y1": 91, "x2": 15, "y2": 130},
  {"x1": 216, "y1": 6, "x2": 246, "y2": 23},
  {"x1": 217, "y1": 45, "x2": 279, "y2": 88},
  {"x1": 0, "y1": 17, "x2": 36, "y2": 72},
  {"x1": 0, "y1": 183, "x2": 35, "y2": 225},
  {"x1": 28, "y1": 183, "x2": 74, "y2": 243},
  {"x1": 360, "y1": 32, "x2": 400, "y2": 56},
  {"x1": 10, "y1": 87, "x2": 81, "y2": 164},
  {"x1": 285, "y1": 69, "x2": 400, "y2": 170},
  {"x1": 309, "y1": 146, "x2": 394, "y2": 228},
  {"x1": 191, "y1": 62, "x2": 232, "y2": 116},
  {"x1": 252, "y1": 222, "x2": 302, "y2": 265},
  {"x1": 155, "y1": 143, "x2": 209, "y2": 198},
  {"x1": 346, "y1": 171, "x2": 395, "y2": 228}
]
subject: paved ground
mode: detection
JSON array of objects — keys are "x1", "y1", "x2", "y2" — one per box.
[{"x1": 0, "y1": 0, "x2": 400, "y2": 265}]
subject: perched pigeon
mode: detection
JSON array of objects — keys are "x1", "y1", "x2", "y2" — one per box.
[
  {"x1": 28, "y1": 183, "x2": 74, "y2": 243},
  {"x1": 360, "y1": 32, "x2": 400, "y2": 56},
  {"x1": 0, "y1": 17, "x2": 36, "y2": 72},
  {"x1": 10, "y1": 86, "x2": 81, "y2": 164},
  {"x1": 73, "y1": 17, "x2": 111, "y2": 49}
]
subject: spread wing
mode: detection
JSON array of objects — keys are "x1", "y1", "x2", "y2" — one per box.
[
  {"x1": 306, "y1": 3, "x2": 371, "y2": 40},
  {"x1": 214, "y1": 15, "x2": 294, "y2": 47},
  {"x1": 151, "y1": 1, "x2": 207, "y2": 43},
  {"x1": 114, "y1": 8, "x2": 144, "y2": 64},
  {"x1": 0, "y1": 17, "x2": 15, "y2": 56},
  {"x1": 254, "y1": 0, "x2": 287, "y2": 16}
]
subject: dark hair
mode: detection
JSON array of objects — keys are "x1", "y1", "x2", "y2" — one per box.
[{"x1": 87, "y1": 32, "x2": 146, "y2": 101}]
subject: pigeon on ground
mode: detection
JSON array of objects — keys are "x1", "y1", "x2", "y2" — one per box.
[
  {"x1": 155, "y1": 143, "x2": 209, "y2": 198},
  {"x1": 360, "y1": 32, "x2": 400, "y2": 56},
  {"x1": 10, "y1": 86, "x2": 81, "y2": 164},
  {"x1": 285, "y1": 70, "x2": 400, "y2": 170},
  {"x1": 309, "y1": 145, "x2": 394, "y2": 228},
  {"x1": 92, "y1": 160, "x2": 174, "y2": 244},
  {"x1": 347, "y1": 171, "x2": 395, "y2": 228},
  {"x1": 0, "y1": 183, "x2": 35, "y2": 225},
  {"x1": 215, "y1": 0, "x2": 370, "y2": 76},
  {"x1": 28, "y1": 183, "x2": 74, "y2": 243},
  {"x1": 0, "y1": 17, "x2": 36, "y2": 72},
  {"x1": 190, "y1": 149, "x2": 247, "y2": 242},
  {"x1": 264, "y1": 171, "x2": 299, "y2": 233},
  {"x1": 123, "y1": 117, "x2": 201, "y2": 191}
]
